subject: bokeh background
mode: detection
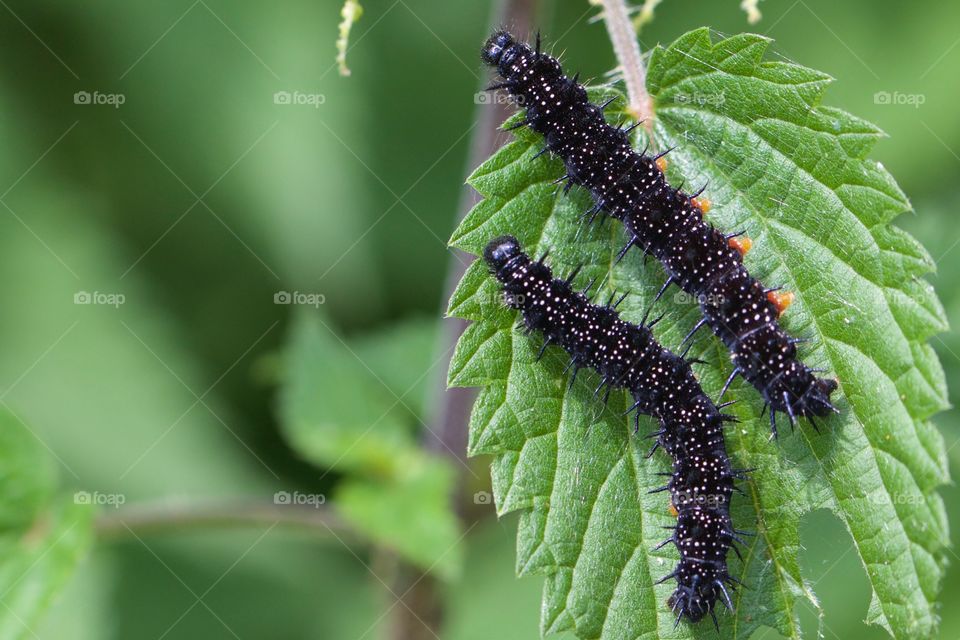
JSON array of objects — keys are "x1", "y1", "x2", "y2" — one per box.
[{"x1": 0, "y1": 0, "x2": 956, "y2": 638}]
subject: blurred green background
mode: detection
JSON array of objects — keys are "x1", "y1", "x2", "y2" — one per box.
[{"x1": 0, "y1": 0, "x2": 956, "y2": 638}]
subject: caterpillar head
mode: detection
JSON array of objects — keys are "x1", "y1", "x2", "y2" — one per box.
[
  {"x1": 481, "y1": 30, "x2": 517, "y2": 67},
  {"x1": 484, "y1": 235, "x2": 523, "y2": 274}
]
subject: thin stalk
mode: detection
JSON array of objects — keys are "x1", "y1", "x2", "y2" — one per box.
[
  {"x1": 96, "y1": 499, "x2": 355, "y2": 540},
  {"x1": 599, "y1": 0, "x2": 654, "y2": 124}
]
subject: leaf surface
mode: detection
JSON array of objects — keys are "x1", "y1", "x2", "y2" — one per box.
[{"x1": 448, "y1": 29, "x2": 949, "y2": 639}]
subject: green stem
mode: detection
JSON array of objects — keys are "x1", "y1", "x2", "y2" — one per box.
[
  {"x1": 95, "y1": 499, "x2": 355, "y2": 540},
  {"x1": 599, "y1": 0, "x2": 654, "y2": 124}
]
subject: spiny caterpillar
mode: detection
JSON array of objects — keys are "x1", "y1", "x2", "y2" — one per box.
[
  {"x1": 484, "y1": 235, "x2": 746, "y2": 626},
  {"x1": 481, "y1": 31, "x2": 839, "y2": 435}
]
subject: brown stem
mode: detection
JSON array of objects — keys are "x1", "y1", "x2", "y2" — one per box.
[
  {"x1": 397, "y1": 2, "x2": 539, "y2": 640},
  {"x1": 384, "y1": 564, "x2": 445, "y2": 640},
  {"x1": 427, "y1": 0, "x2": 540, "y2": 476}
]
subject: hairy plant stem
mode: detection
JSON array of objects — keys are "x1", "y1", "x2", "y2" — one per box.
[{"x1": 599, "y1": 0, "x2": 654, "y2": 125}]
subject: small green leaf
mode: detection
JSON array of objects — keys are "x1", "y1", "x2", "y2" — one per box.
[
  {"x1": 352, "y1": 317, "x2": 438, "y2": 423},
  {"x1": 336, "y1": 458, "x2": 461, "y2": 580},
  {"x1": 0, "y1": 413, "x2": 57, "y2": 532},
  {"x1": 0, "y1": 412, "x2": 93, "y2": 639},
  {"x1": 280, "y1": 312, "x2": 416, "y2": 478},
  {"x1": 279, "y1": 313, "x2": 461, "y2": 577},
  {"x1": 449, "y1": 29, "x2": 949, "y2": 639}
]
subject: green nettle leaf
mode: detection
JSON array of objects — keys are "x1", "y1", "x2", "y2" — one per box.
[
  {"x1": 0, "y1": 412, "x2": 94, "y2": 639},
  {"x1": 448, "y1": 28, "x2": 949, "y2": 639},
  {"x1": 279, "y1": 313, "x2": 461, "y2": 579}
]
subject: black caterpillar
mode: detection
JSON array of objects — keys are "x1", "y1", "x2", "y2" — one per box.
[
  {"x1": 481, "y1": 31, "x2": 839, "y2": 435},
  {"x1": 485, "y1": 235, "x2": 745, "y2": 627}
]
